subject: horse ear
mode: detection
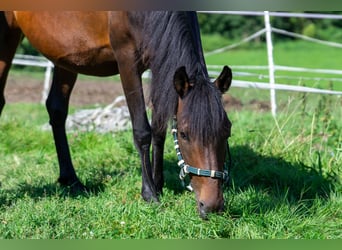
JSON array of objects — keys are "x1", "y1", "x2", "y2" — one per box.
[
  {"x1": 214, "y1": 65, "x2": 232, "y2": 94},
  {"x1": 173, "y1": 66, "x2": 191, "y2": 98}
]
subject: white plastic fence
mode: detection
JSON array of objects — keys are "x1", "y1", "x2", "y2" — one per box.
[
  {"x1": 200, "y1": 11, "x2": 342, "y2": 116},
  {"x1": 12, "y1": 54, "x2": 53, "y2": 104},
  {"x1": 12, "y1": 11, "x2": 342, "y2": 114}
]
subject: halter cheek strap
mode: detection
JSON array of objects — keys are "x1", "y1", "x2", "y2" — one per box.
[{"x1": 172, "y1": 118, "x2": 231, "y2": 191}]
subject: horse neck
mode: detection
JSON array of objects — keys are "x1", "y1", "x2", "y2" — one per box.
[{"x1": 134, "y1": 11, "x2": 210, "y2": 133}]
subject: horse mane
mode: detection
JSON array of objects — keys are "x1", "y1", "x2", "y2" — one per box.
[{"x1": 129, "y1": 12, "x2": 228, "y2": 143}]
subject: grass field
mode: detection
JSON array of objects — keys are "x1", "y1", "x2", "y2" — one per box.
[
  {"x1": 0, "y1": 90, "x2": 340, "y2": 238},
  {"x1": 1, "y1": 39, "x2": 341, "y2": 238}
]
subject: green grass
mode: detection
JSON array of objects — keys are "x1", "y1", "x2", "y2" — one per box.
[{"x1": 0, "y1": 90, "x2": 340, "y2": 238}]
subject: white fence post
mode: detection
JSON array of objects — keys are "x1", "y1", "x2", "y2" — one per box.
[
  {"x1": 41, "y1": 61, "x2": 53, "y2": 104},
  {"x1": 264, "y1": 11, "x2": 277, "y2": 116}
]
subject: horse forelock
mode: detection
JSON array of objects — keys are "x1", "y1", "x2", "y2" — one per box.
[{"x1": 180, "y1": 77, "x2": 230, "y2": 145}]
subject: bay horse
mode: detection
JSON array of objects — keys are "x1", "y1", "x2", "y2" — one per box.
[{"x1": 0, "y1": 11, "x2": 232, "y2": 219}]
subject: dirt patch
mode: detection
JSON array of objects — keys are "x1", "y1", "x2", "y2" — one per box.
[
  {"x1": 222, "y1": 94, "x2": 243, "y2": 110},
  {"x1": 248, "y1": 99, "x2": 270, "y2": 111},
  {"x1": 5, "y1": 76, "x2": 125, "y2": 107}
]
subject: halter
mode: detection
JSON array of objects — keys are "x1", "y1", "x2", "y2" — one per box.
[{"x1": 171, "y1": 117, "x2": 232, "y2": 191}]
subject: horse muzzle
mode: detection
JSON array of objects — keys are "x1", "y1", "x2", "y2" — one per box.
[{"x1": 198, "y1": 196, "x2": 225, "y2": 220}]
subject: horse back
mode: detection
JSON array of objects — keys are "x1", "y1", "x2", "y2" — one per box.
[{"x1": 12, "y1": 11, "x2": 120, "y2": 76}]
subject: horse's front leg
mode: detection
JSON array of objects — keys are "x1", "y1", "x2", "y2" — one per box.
[
  {"x1": 46, "y1": 66, "x2": 84, "y2": 190},
  {"x1": 151, "y1": 114, "x2": 167, "y2": 195},
  {"x1": 116, "y1": 59, "x2": 158, "y2": 203}
]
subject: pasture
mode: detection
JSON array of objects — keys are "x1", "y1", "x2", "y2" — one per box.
[{"x1": 0, "y1": 39, "x2": 341, "y2": 238}]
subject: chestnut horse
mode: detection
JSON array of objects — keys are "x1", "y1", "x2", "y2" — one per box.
[{"x1": 0, "y1": 11, "x2": 232, "y2": 219}]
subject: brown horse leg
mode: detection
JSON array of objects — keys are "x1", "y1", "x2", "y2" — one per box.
[
  {"x1": 45, "y1": 66, "x2": 84, "y2": 190},
  {"x1": 116, "y1": 60, "x2": 158, "y2": 203},
  {"x1": 0, "y1": 12, "x2": 22, "y2": 115},
  {"x1": 124, "y1": 80, "x2": 159, "y2": 203},
  {"x1": 151, "y1": 116, "x2": 166, "y2": 195}
]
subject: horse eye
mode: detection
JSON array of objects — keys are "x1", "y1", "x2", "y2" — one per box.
[{"x1": 180, "y1": 131, "x2": 189, "y2": 141}]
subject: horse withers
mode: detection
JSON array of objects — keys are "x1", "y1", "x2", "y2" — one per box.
[{"x1": 0, "y1": 11, "x2": 232, "y2": 219}]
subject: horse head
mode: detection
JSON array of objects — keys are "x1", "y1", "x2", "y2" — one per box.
[{"x1": 173, "y1": 65, "x2": 232, "y2": 219}]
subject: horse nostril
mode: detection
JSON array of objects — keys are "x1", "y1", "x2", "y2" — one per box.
[{"x1": 199, "y1": 201, "x2": 208, "y2": 219}]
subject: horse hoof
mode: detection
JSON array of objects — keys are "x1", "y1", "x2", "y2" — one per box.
[
  {"x1": 142, "y1": 190, "x2": 160, "y2": 204},
  {"x1": 144, "y1": 196, "x2": 160, "y2": 204},
  {"x1": 69, "y1": 181, "x2": 87, "y2": 193},
  {"x1": 58, "y1": 177, "x2": 86, "y2": 193}
]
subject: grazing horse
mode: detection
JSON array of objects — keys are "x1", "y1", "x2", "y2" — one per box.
[{"x1": 0, "y1": 11, "x2": 232, "y2": 219}]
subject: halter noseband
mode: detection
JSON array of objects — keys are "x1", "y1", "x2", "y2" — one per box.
[{"x1": 171, "y1": 117, "x2": 231, "y2": 191}]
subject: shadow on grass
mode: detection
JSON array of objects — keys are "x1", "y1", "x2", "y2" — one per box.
[
  {"x1": 0, "y1": 169, "x2": 122, "y2": 208},
  {"x1": 218, "y1": 145, "x2": 340, "y2": 219},
  {"x1": 162, "y1": 144, "x2": 339, "y2": 212},
  {"x1": 0, "y1": 155, "x2": 186, "y2": 208},
  {"x1": 229, "y1": 145, "x2": 338, "y2": 201},
  {"x1": 162, "y1": 159, "x2": 188, "y2": 195}
]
